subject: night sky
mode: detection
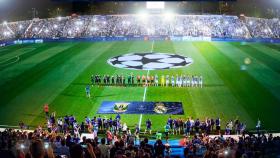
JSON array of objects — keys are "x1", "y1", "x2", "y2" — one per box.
[{"x1": 0, "y1": 0, "x2": 279, "y2": 22}]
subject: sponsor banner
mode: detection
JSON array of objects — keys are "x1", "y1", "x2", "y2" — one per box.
[
  {"x1": 170, "y1": 36, "x2": 211, "y2": 41},
  {"x1": 2, "y1": 36, "x2": 280, "y2": 46},
  {"x1": 97, "y1": 101, "x2": 184, "y2": 115},
  {"x1": 13, "y1": 39, "x2": 44, "y2": 44}
]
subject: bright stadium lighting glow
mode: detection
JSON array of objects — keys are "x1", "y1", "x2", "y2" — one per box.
[
  {"x1": 103, "y1": 21, "x2": 106, "y2": 25},
  {"x1": 215, "y1": 21, "x2": 220, "y2": 25},
  {"x1": 122, "y1": 21, "x2": 131, "y2": 26},
  {"x1": 224, "y1": 150, "x2": 228, "y2": 155},
  {"x1": 138, "y1": 12, "x2": 148, "y2": 21},
  {"x1": 249, "y1": 21, "x2": 253, "y2": 25},
  {"x1": 164, "y1": 12, "x2": 175, "y2": 21},
  {"x1": 177, "y1": 26, "x2": 183, "y2": 31},
  {"x1": 236, "y1": 28, "x2": 242, "y2": 33},
  {"x1": 75, "y1": 21, "x2": 83, "y2": 26},
  {"x1": 90, "y1": 27, "x2": 98, "y2": 32},
  {"x1": 146, "y1": 2, "x2": 165, "y2": 9},
  {"x1": 147, "y1": 28, "x2": 155, "y2": 35},
  {"x1": 3, "y1": 31, "x2": 10, "y2": 36},
  {"x1": 193, "y1": 20, "x2": 200, "y2": 26},
  {"x1": 20, "y1": 144, "x2": 25, "y2": 149},
  {"x1": 203, "y1": 26, "x2": 209, "y2": 31}
]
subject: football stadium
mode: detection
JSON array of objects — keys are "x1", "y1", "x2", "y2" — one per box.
[{"x1": 0, "y1": 0, "x2": 280, "y2": 157}]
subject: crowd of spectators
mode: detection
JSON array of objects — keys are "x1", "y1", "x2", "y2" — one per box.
[
  {"x1": 244, "y1": 17, "x2": 274, "y2": 38},
  {"x1": 0, "y1": 109, "x2": 278, "y2": 158},
  {"x1": 0, "y1": 15, "x2": 279, "y2": 41},
  {"x1": 1, "y1": 112, "x2": 280, "y2": 158}
]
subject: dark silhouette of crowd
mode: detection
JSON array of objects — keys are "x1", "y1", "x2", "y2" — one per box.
[
  {"x1": 1, "y1": 127, "x2": 280, "y2": 158},
  {"x1": 1, "y1": 110, "x2": 280, "y2": 158}
]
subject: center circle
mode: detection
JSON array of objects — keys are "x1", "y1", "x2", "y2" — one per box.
[{"x1": 107, "y1": 52, "x2": 193, "y2": 70}]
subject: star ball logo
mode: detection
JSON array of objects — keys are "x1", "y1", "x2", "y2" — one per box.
[{"x1": 107, "y1": 52, "x2": 193, "y2": 70}]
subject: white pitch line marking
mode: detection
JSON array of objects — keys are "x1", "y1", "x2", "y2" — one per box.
[{"x1": 138, "y1": 41, "x2": 154, "y2": 130}]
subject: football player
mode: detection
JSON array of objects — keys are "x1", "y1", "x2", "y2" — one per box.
[
  {"x1": 171, "y1": 75, "x2": 175, "y2": 87},
  {"x1": 166, "y1": 75, "x2": 169, "y2": 87},
  {"x1": 155, "y1": 74, "x2": 159, "y2": 86},
  {"x1": 161, "y1": 75, "x2": 165, "y2": 86}
]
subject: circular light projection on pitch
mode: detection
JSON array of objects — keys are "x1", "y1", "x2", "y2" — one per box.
[{"x1": 107, "y1": 52, "x2": 193, "y2": 70}]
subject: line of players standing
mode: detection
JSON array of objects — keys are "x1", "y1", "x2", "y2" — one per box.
[{"x1": 91, "y1": 74, "x2": 203, "y2": 87}]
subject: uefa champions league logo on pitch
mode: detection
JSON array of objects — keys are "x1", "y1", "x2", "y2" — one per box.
[{"x1": 107, "y1": 52, "x2": 193, "y2": 70}]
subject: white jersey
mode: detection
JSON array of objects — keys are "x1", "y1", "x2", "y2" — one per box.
[
  {"x1": 183, "y1": 76, "x2": 187, "y2": 86},
  {"x1": 155, "y1": 75, "x2": 158, "y2": 83},
  {"x1": 178, "y1": 76, "x2": 182, "y2": 87},
  {"x1": 166, "y1": 76, "x2": 170, "y2": 84}
]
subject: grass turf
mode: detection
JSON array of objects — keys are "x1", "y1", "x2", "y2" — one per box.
[{"x1": 0, "y1": 41, "x2": 279, "y2": 132}]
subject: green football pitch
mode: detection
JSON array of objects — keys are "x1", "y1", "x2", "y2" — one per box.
[{"x1": 0, "y1": 41, "x2": 280, "y2": 132}]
